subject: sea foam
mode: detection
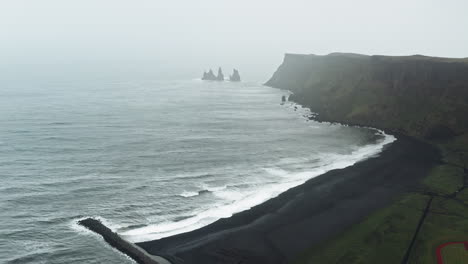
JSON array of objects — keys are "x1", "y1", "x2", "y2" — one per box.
[{"x1": 121, "y1": 129, "x2": 396, "y2": 242}]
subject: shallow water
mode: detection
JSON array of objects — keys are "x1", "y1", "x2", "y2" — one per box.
[{"x1": 0, "y1": 79, "x2": 393, "y2": 263}]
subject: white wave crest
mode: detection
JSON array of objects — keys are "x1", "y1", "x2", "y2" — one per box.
[
  {"x1": 178, "y1": 191, "x2": 199, "y2": 198},
  {"x1": 122, "y1": 129, "x2": 395, "y2": 243}
]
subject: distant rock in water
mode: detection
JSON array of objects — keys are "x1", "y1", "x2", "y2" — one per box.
[
  {"x1": 202, "y1": 69, "x2": 217, "y2": 81},
  {"x1": 229, "y1": 69, "x2": 241, "y2": 82},
  {"x1": 202, "y1": 67, "x2": 241, "y2": 82},
  {"x1": 216, "y1": 67, "x2": 224, "y2": 81}
]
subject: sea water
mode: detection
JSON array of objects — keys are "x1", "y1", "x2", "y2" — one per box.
[{"x1": 0, "y1": 79, "x2": 394, "y2": 263}]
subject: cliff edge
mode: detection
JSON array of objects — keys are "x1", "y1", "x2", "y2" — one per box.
[{"x1": 265, "y1": 53, "x2": 468, "y2": 139}]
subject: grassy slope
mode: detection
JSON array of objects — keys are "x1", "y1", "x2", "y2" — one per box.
[
  {"x1": 407, "y1": 135, "x2": 468, "y2": 264},
  {"x1": 292, "y1": 134, "x2": 468, "y2": 264}
]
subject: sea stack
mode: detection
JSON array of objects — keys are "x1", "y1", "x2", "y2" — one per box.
[
  {"x1": 229, "y1": 69, "x2": 241, "y2": 82},
  {"x1": 202, "y1": 69, "x2": 217, "y2": 80},
  {"x1": 202, "y1": 67, "x2": 240, "y2": 82},
  {"x1": 216, "y1": 67, "x2": 224, "y2": 81}
]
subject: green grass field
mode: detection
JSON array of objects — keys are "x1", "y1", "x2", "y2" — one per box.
[
  {"x1": 292, "y1": 194, "x2": 429, "y2": 264},
  {"x1": 408, "y1": 197, "x2": 468, "y2": 264},
  {"x1": 440, "y1": 243, "x2": 468, "y2": 264},
  {"x1": 422, "y1": 165, "x2": 463, "y2": 195},
  {"x1": 293, "y1": 134, "x2": 468, "y2": 264}
]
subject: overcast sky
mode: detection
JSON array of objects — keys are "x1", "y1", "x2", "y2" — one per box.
[{"x1": 1, "y1": 0, "x2": 468, "y2": 81}]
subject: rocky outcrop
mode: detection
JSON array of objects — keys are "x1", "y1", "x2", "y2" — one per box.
[
  {"x1": 266, "y1": 53, "x2": 468, "y2": 139},
  {"x1": 229, "y1": 69, "x2": 241, "y2": 82},
  {"x1": 216, "y1": 67, "x2": 224, "y2": 81},
  {"x1": 78, "y1": 218, "x2": 168, "y2": 264},
  {"x1": 202, "y1": 68, "x2": 241, "y2": 82},
  {"x1": 202, "y1": 69, "x2": 217, "y2": 81}
]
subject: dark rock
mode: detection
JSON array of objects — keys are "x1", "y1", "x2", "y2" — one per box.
[
  {"x1": 78, "y1": 218, "x2": 162, "y2": 264},
  {"x1": 216, "y1": 67, "x2": 224, "y2": 81},
  {"x1": 229, "y1": 69, "x2": 241, "y2": 82},
  {"x1": 202, "y1": 69, "x2": 217, "y2": 81}
]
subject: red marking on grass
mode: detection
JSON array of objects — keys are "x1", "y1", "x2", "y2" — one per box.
[{"x1": 436, "y1": 241, "x2": 468, "y2": 264}]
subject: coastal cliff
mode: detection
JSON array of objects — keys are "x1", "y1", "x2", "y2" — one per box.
[
  {"x1": 265, "y1": 53, "x2": 468, "y2": 263},
  {"x1": 266, "y1": 53, "x2": 468, "y2": 139}
]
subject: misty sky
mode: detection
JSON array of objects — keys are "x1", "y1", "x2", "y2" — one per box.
[{"x1": 2, "y1": 0, "x2": 468, "y2": 81}]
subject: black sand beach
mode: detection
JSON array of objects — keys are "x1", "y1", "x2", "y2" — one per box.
[{"x1": 137, "y1": 135, "x2": 440, "y2": 264}]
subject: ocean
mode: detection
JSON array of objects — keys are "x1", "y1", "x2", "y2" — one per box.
[{"x1": 0, "y1": 79, "x2": 394, "y2": 263}]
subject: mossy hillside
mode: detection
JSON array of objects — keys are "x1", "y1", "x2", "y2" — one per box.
[
  {"x1": 440, "y1": 243, "x2": 468, "y2": 264},
  {"x1": 408, "y1": 198, "x2": 468, "y2": 264},
  {"x1": 292, "y1": 194, "x2": 429, "y2": 264},
  {"x1": 290, "y1": 135, "x2": 468, "y2": 264},
  {"x1": 266, "y1": 53, "x2": 468, "y2": 139},
  {"x1": 422, "y1": 165, "x2": 464, "y2": 196}
]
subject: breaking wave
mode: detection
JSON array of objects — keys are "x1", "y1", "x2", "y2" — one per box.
[{"x1": 121, "y1": 130, "x2": 396, "y2": 242}]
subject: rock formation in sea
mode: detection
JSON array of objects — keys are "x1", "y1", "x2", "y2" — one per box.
[
  {"x1": 229, "y1": 69, "x2": 241, "y2": 82},
  {"x1": 202, "y1": 69, "x2": 217, "y2": 81},
  {"x1": 216, "y1": 67, "x2": 224, "y2": 81},
  {"x1": 265, "y1": 53, "x2": 468, "y2": 139}
]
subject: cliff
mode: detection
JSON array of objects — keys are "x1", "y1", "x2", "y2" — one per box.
[{"x1": 265, "y1": 53, "x2": 468, "y2": 139}]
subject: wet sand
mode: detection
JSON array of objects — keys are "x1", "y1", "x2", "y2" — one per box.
[{"x1": 137, "y1": 135, "x2": 440, "y2": 264}]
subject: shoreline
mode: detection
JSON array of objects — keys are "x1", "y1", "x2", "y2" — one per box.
[
  {"x1": 76, "y1": 100, "x2": 405, "y2": 264},
  {"x1": 124, "y1": 121, "x2": 395, "y2": 244},
  {"x1": 77, "y1": 218, "x2": 171, "y2": 264},
  {"x1": 137, "y1": 134, "x2": 440, "y2": 264}
]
